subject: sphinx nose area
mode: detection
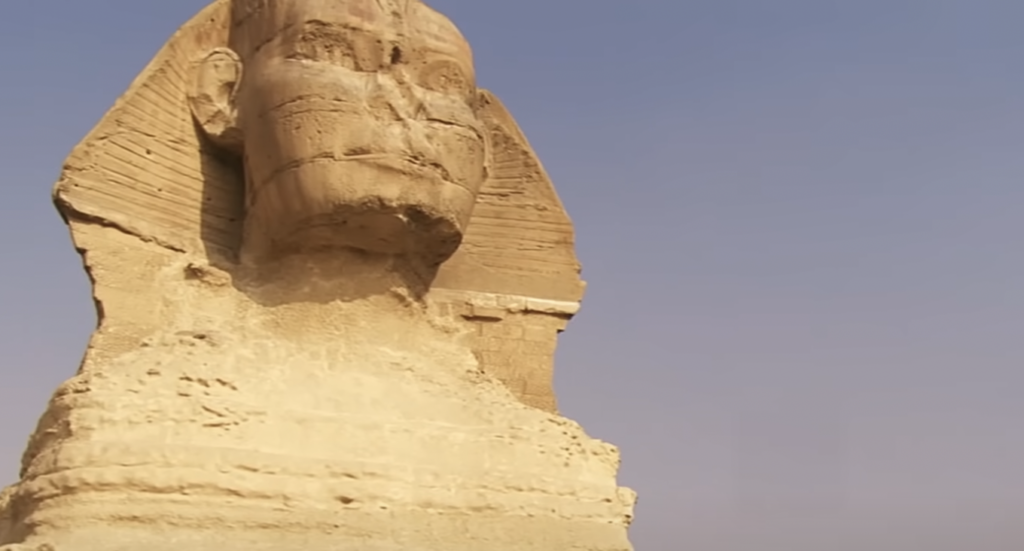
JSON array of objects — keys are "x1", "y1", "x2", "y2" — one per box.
[{"x1": 378, "y1": 79, "x2": 436, "y2": 157}]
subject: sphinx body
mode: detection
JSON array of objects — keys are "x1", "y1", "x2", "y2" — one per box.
[{"x1": 0, "y1": 1, "x2": 636, "y2": 550}]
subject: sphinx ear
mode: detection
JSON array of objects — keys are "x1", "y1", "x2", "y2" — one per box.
[{"x1": 188, "y1": 48, "x2": 243, "y2": 152}]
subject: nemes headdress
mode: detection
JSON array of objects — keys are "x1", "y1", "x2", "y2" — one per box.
[{"x1": 54, "y1": 0, "x2": 583, "y2": 302}]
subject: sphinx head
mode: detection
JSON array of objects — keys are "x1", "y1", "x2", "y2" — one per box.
[{"x1": 188, "y1": 0, "x2": 487, "y2": 265}]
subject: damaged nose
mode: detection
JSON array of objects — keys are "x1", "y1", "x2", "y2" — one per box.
[{"x1": 378, "y1": 81, "x2": 436, "y2": 157}]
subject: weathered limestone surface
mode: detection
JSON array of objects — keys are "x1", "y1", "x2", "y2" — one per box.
[{"x1": 0, "y1": 1, "x2": 635, "y2": 550}]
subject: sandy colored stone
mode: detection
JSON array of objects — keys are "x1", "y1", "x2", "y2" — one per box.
[{"x1": 0, "y1": 1, "x2": 634, "y2": 549}]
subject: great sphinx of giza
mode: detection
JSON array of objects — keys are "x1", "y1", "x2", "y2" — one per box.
[{"x1": 0, "y1": 1, "x2": 637, "y2": 550}]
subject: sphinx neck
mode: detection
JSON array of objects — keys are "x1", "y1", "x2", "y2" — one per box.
[{"x1": 233, "y1": 248, "x2": 440, "y2": 306}]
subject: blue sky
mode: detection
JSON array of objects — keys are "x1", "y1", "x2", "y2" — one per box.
[{"x1": 3, "y1": 1, "x2": 1024, "y2": 549}]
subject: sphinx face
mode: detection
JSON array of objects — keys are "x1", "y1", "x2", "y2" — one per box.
[{"x1": 232, "y1": 0, "x2": 487, "y2": 264}]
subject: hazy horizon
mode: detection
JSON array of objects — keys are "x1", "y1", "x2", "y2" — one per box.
[{"x1": 3, "y1": 1, "x2": 1024, "y2": 549}]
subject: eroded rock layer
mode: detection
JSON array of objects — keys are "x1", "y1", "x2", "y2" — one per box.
[{"x1": 3, "y1": 229, "x2": 633, "y2": 551}]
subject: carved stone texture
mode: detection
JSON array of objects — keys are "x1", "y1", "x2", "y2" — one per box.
[{"x1": 0, "y1": 1, "x2": 634, "y2": 550}]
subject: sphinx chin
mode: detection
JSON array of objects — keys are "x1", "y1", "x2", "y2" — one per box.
[
  {"x1": 242, "y1": 158, "x2": 476, "y2": 264},
  {"x1": 263, "y1": 206, "x2": 465, "y2": 261}
]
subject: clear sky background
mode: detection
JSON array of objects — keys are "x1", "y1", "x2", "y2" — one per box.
[{"x1": 2, "y1": 1, "x2": 1024, "y2": 549}]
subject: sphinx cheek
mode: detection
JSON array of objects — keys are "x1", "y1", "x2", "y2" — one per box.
[{"x1": 429, "y1": 127, "x2": 487, "y2": 195}]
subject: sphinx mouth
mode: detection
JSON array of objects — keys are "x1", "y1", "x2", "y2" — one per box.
[
  {"x1": 253, "y1": 151, "x2": 456, "y2": 197},
  {"x1": 347, "y1": 153, "x2": 455, "y2": 183}
]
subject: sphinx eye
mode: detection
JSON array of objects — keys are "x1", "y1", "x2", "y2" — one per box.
[
  {"x1": 287, "y1": 23, "x2": 388, "y2": 72},
  {"x1": 289, "y1": 26, "x2": 358, "y2": 71},
  {"x1": 418, "y1": 60, "x2": 473, "y2": 96}
]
